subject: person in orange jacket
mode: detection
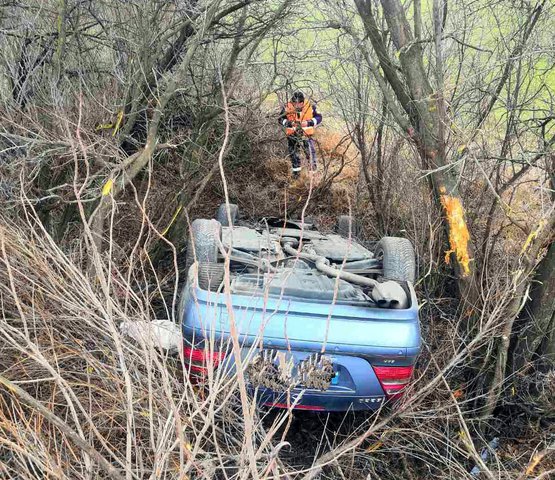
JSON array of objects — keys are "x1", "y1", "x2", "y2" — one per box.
[{"x1": 278, "y1": 91, "x2": 322, "y2": 178}]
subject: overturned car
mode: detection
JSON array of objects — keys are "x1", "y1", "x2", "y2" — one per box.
[{"x1": 179, "y1": 204, "x2": 421, "y2": 412}]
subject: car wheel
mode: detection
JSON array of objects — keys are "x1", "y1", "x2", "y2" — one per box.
[
  {"x1": 197, "y1": 262, "x2": 225, "y2": 291},
  {"x1": 336, "y1": 215, "x2": 360, "y2": 238},
  {"x1": 375, "y1": 237, "x2": 416, "y2": 283},
  {"x1": 185, "y1": 219, "x2": 221, "y2": 275},
  {"x1": 216, "y1": 203, "x2": 238, "y2": 227}
]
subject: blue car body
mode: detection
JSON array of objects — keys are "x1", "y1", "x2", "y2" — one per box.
[{"x1": 180, "y1": 219, "x2": 421, "y2": 412}]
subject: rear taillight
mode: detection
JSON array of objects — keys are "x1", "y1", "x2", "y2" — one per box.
[
  {"x1": 373, "y1": 365, "x2": 414, "y2": 399},
  {"x1": 183, "y1": 345, "x2": 226, "y2": 375}
]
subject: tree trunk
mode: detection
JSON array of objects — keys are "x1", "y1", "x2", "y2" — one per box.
[
  {"x1": 354, "y1": 0, "x2": 479, "y2": 303},
  {"x1": 482, "y1": 212, "x2": 555, "y2": 416},
  {"x1": 512, "y1": 241, "x2": 555, "y2": 372},
  {"x1": 89, "y1": 13, "x2": 211, "y2": 253}
]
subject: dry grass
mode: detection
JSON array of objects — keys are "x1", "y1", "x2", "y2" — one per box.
[
  {"x1": 0, "y1": 215, "x2": 299, "y2": 479},
  {"x1": 0, "y1": 123, "x2": 553, "y2": 479},
  {"x1": 0, "y1": 200, "x2": 552, "y2": 479}
]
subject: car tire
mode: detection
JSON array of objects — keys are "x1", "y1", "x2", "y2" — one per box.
[
  {"x1": 375, "y1": 237, "x2": 416, "y2": 283},
  {"x1": 185, "y1": 219, "x2": 221, "y2": 275},
  {"x1": 216, "y1": 203, "x2": 238, "y2": 227},
  {"x1": 197, "y1": 262, "x2": 225, "y2": 291},
  {"x1": 336, "y1": 215, "x2": 360, "y2": 238}
]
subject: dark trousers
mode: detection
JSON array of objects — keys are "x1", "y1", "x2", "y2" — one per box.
[{"x1": 287, "y1": 136, "x2": 317, "y2": 172}]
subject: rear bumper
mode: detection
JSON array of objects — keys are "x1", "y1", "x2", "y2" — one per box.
[
  {"x1": 258, "y1": 390, "x2": 386, "y2": 412},
  {"x1": 246, "y1": 349, "x2": 389, "y2": 412},
  {"x1": 188, "y1": 347, "x2": 408, "y2": 412}
]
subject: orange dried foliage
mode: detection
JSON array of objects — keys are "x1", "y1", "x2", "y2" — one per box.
[{"x1": 453, "y1": 388, "x2": 464, "y2": 399}]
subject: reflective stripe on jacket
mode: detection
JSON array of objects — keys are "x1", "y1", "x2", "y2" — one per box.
[{"x1": 285, "y1": 100, "x2": 315, "y2": 136}]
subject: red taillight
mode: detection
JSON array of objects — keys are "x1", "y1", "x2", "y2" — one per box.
[
  {"x1": 373, "y1": 365, "x2": 414, "y2": 399},
  {"x1": 183, "y1": 345, "x2": 226, "y2": 375}
]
